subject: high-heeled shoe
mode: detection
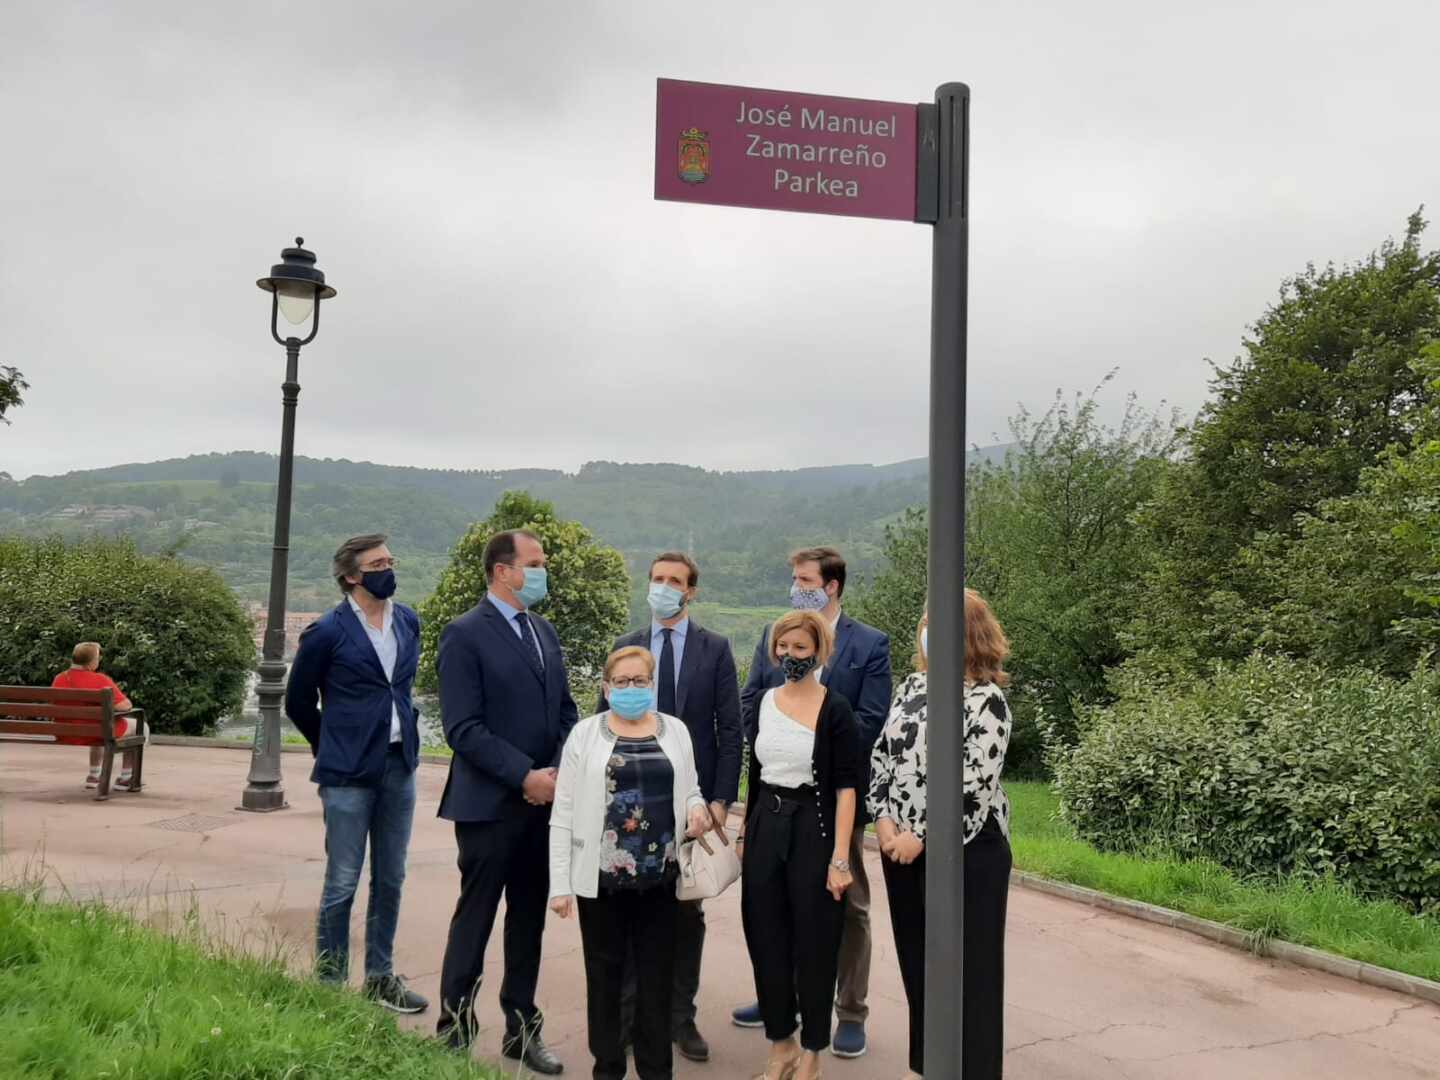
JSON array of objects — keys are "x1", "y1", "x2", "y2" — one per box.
[{"x1": 756, "y1": 1045, "x2": 802, "y2": 1080}]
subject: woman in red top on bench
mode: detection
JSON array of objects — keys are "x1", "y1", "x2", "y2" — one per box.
[{"x1": 52, "y1": 641, "x2": 145, "y2": 790}]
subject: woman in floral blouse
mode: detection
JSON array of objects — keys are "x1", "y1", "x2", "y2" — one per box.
[
  {"x1": 549, "y1": 646, "x2": 711, "y2": 1080},
  {"x1": 867, "y1": 591, "x2": 1013, "y2": 1080}
]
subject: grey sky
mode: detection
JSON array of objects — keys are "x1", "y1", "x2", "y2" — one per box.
[{"x1": 3, "y1": 0, "x2": 1437, "y2": 480}]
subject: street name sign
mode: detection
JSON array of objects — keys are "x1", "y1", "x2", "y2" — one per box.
[{"x1": 654, "y1": 77, "x2": 920, "y2": 221}]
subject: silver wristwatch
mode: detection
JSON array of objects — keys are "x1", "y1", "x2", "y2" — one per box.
[{"x1": 830, "y1": 858, "x2": 851, "y2": 872}]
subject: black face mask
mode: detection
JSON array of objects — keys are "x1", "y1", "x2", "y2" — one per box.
[
  {"x1": 360, "y1": 569, "x2": 397, "y2": 599},
  {"x1": 780, "y1": 654, "x2": 818, "y2": 682}
]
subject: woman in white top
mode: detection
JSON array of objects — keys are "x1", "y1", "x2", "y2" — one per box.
[
  {"x1": 549, "y1": 646, "x2": 711, "y2": 1080},
  {"x1": 868, "y1": 592, "x2": 1014, "y2": 1080},
  {"x1": 739, "y1": 610, "x2": 863, "y2": 1080}
]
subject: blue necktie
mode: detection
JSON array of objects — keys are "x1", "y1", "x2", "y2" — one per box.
[{"x1": 515, "y1": 612, "x2": 544, "y2": 669}]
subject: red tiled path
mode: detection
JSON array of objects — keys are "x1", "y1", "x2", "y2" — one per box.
[{"x1": 3, "y1": 743, "x2": 1439, "y2": 1078}]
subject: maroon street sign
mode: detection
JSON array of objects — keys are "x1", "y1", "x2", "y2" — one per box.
[{"x1": 654, "y1": 78, "x2": 919, "y2": 222}]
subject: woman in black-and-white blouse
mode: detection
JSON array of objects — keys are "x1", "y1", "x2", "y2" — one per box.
[{"x1": 867, "y1": 591, "x2": 1012, "y2": 1080}]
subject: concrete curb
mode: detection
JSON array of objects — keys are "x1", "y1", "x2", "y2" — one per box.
[
  {"x1": 149, "y1": 734, "x2": 455, "y2": 765},
  {"x1": 1009, "y1": 870, "x2": 1440, "y2": 1009}
]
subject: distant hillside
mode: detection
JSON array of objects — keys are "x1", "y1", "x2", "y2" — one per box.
[{"x1": 0, "y1": 446, "x2": 1010, "y2": 614}]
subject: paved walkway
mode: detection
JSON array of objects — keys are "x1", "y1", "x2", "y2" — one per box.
[{"x1": 3, "y1": 743, "x2": 1439, "y2": 1078}]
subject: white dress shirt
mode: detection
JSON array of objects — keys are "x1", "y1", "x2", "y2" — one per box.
[{"x1": 348, "y1": 594, "x2": 401, "y2": 743}]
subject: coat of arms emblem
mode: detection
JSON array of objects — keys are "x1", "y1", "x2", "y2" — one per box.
[{"x1": 677, "y1": 127, "x2": 710, "y2": 184}]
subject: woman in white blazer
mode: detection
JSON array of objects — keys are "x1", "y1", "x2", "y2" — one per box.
[{"x1": 550, "y1": 645, "x2": 710, "y2": 1080}]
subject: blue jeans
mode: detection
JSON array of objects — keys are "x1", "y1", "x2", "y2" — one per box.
[{"x1": 316, "y1": 746, "x2": 416, "y2": 982}]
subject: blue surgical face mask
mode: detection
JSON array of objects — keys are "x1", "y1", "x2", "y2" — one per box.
[
  {"x1": 647, "y1": 582, "x2": 686, "y2": 620},
  {"x1": 608, "y1": 686, "x2": 655, "y2": 720},
  {"x1": 789, "y1": 583, "x2": 829, "y2": 611},
  {"x1": 360, "y1": 569, "x2": 397, "y2": 600},
  {"x1": 514, "y1": 566, "x2": 548, "y2": 608}
]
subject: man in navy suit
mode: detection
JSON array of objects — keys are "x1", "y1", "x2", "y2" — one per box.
[
  {"x1": 435, "y1": 529, "x2": 576, "y2": 1075},
  {"x1": 599, "y1": 551, "x2": 743, "y2": 1064},
  {"x1": 731, "y1": 546, "x2": 892, "y2": 1059},
  {"x1": 286, "y1": 533, "x2": 429, "y2": 1015}
]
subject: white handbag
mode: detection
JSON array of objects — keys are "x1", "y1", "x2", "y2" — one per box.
[{"x1": 675, "y1": 810, "x2": 742, "y2": 901}]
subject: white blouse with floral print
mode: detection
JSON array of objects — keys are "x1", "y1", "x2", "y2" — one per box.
[{"x1": 866, "y1": 671, "x2": 1011, "y2": 844}]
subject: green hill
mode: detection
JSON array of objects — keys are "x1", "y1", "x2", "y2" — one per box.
[{"x1": 0, "y1": 448, "x2": 1007, "y2": 620}]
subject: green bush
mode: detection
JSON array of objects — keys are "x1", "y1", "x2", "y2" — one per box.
[
  {"x1": 1052, "y1": 655, "x2": 1440, "y2": 913},
  {"x1": 0, "y1": 536, "x2": 255, "y2": 735}
]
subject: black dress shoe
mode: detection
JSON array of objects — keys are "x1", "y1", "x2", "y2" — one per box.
[
  {"x1": 674, "y1": 1020, "x2": 710, "y2": 1062},
  {"x1": 501, "y1": 1029, "x2": 565, "y2": 1075}
]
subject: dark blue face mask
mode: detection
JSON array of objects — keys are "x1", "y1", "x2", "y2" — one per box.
[{"x1": 360, "y1": 569, "x2": 397, "y2": 599}]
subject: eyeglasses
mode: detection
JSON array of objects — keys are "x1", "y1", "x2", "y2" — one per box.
[
  {"x1": 361, "y1": 557, "x2": 396, "y2": 571},
  {"x1": 610, "y1": 677, "x2": 653, "y2": 690}
]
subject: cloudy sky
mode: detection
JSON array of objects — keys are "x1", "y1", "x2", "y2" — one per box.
[{"x1": 3, "y1": 0, "x2": 1437, "y2": 480}]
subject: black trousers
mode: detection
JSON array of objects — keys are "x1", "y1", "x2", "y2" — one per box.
[
  {"x1": 881, "y1": 813, "x2": 1012, "y2": 1078},
  {"x1": 437, "y1": 805, "x2": 550, "y2": 1044},
  {"x1": 579, "y1": 884, "x2": 678, "y2": 1080},
  {"x1": 620, "y1": 897, "x2": 705, "y2": 1034},
  {"x1": 740, "y1": 790, "x2": 846, "y2": 1053}
]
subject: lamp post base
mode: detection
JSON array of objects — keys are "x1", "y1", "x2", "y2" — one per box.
[{"x1": 238, "y1": 783, "x2": 289, "y2": 813}]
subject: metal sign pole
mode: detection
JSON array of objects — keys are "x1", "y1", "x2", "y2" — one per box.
[{"x1": 924, "y1": 80, "x2": 970, "y2": 1078}]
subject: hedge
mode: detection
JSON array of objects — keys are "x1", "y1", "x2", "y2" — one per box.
[
  {"x1": 0, "y1": 536, "x2": 255, "y2": 735},
  {"x1": 1052, "y1": 655, "x2": 1440, "y2": 914}
]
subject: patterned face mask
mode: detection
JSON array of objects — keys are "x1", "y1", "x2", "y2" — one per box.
[
  {"x1": 789, "y1": 583, "x2": 829, "y2": 611},
  {"x1": 780, "y1": 654, "x2": 819, "y2": 682}
]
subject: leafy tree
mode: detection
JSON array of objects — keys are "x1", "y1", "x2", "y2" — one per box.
[
  {"x1": 848, "y1": 506, "x2": 928, "y2": 680},
  {"x1": 851, "y1": 383, "x2": 1178, "y2": 777},
  {"x1": 417, "y1": 491, "x2": 630, "y2": 693},
  {"x1": 1228, "y1": 342, "x2": 1440, "y2": 672},
  {"x1": 219, "y1": 469, "x2": 241, "y2": 489},
  {"x1": 1, "y1": 365, "x2": 28, "y2": 425},
  {"x1": 1130, "y1": 211, "x2": 1440, "y2": 670},
  {"x1": 982, "y1": 381, "x2": 1180, "y2": 732},
  {"x1": 0, "y1": 536, "x2": 255, "y2": 735}
]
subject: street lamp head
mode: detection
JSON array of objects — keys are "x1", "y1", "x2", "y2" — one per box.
[{"x1": 256, "y1": 237, "x2": 338, "y2": 329}]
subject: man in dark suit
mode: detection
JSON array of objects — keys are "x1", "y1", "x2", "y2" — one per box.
[
  {"x1": 286, "y1": 533, "x2": 429, "y2": 1015},
  {"x1": 434, "y1": 529, "x2": 577, "y2": 1075},
  {"x1": 598, "y1": 551, "x2": 743, "y2": 1064},
  {"x1": 730, "y1": 546, "x2": 892, "y2": 1060}
]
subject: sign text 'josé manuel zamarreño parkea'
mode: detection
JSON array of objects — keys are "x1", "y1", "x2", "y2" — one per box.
[{"x1": 654, "y1": 78, "x2": 920, "y2": 222}]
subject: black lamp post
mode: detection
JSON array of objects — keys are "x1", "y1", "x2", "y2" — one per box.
[{"x1": 240, "y1": 238, "x2": 337, "y2": 812}]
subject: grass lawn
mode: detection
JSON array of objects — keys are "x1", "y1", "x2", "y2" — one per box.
[
  {"x1": 0, "y1": 888, "x2": 495, "y2": 1079},
  {"x1": 1007, "y1": 780, "x2": 1440, "y2": 983}
]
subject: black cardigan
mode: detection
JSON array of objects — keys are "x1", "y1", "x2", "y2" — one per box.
[{"x1": 744, "y1": 686, "x2": 864, "y2": 846}]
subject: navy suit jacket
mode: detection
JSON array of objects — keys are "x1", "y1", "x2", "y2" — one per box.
[
  {"x1": 436, "y1": 597, "x2": 578, "y2": 823},
  {"x1": 285, "y1": 600, "x2": 422, "y2": 787},
  {"x1": 597, "y1": 621, "x2": 744, "y2": 805},
  {"x1": 741, "y1": 612, "x2": 892, "y2": 817}
]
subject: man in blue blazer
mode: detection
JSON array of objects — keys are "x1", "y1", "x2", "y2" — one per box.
[
  {"x1": 731, "y1": 546, "x2": 892, "y2": 1059},
  {"x1": 435, "y1": 529, "x2": 577, "y2": 1075},
  {"x1": 285, "y1": 533, "x2": 429, "y2": 1015},
  {"x1": 598, "y1": 551, "x2": 743, "y2": 1063}
]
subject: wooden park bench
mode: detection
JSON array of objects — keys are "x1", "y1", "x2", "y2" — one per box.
[{"x1": 0, "y1": 686, "x2": 146, "y2": 800}]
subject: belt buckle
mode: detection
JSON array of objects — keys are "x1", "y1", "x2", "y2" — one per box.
[{"x1": 771, "y1": 792, "x2": 783, "y2": 812}]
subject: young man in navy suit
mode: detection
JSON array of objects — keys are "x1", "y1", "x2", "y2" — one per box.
[
  {"x1": 599, "y1": 551, "x2": 743, "y2": 1064},
  {"x1": 286, "y1": 533, "x2": 429, "y2": 1015},
  {"x1": 731, "y1": 546, "x2": 892, "y2": 1059},
  {"x1": 434, "y1": 529, "x2": 577, "y2": 1075}
]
